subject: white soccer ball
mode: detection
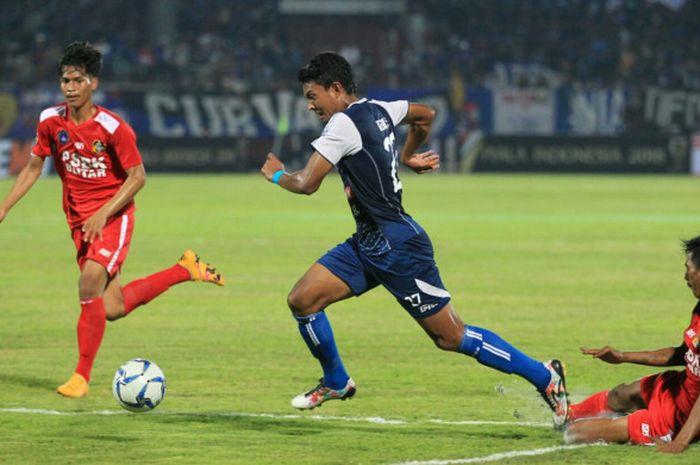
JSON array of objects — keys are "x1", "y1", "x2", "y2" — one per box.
[{"x1": 112, "y1": 358, "x2": 166, "y2": 412}]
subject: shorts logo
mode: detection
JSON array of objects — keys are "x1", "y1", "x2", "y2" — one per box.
[
  {"x1": 419, "y1": 303, "x2": 438, "y2": 313},
  {"x1": 58, "y1": 130, "x2": 69, "y2": 144},
  {"x1": 92, "y1": 140, "x2": 106, "y2": 154},
  {"x1": 98, "y1": 248, "x2": 112, "y2": 258},
  {"x1": 641, "y1": 423, "x2": 650, "y2": 437}
]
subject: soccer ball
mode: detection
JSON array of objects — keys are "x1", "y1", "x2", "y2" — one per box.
[{"x1": 112, "y1": 358, "x2": 166, "y2": 412}]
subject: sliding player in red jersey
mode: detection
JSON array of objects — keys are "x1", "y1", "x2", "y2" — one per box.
[
  {"x1": 565, "y1": 235, "x2": 700, "y2": 453},
  {"x1": 0, "y1": 42, "x2": 224, "y2": 397}
]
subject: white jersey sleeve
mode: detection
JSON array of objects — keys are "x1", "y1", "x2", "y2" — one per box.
[
  {"x1": 310, "y1": 112, "x2": 362, "y2": 165},
  {"x1": 371, "y1": 99, "x2": 409, "y2": 126}
]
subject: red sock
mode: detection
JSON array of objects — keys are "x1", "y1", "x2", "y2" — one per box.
[
  {"x1": 75, "y1": 297, "x2": 107, "y2": 382},
  {"x1": 122, "y1": 264, "x2": 190, "y2": 315},
  {"x1": 569, "y1": 390, "x2": 611, "y2": 421}
]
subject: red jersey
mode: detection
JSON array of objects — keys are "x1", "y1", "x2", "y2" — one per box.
[
  {"x1": 678, "y1": 302, "x2": 700, "y2": 413},
  {"x1": 32, "y1": 104, "x2": 143, "y2": 229}
]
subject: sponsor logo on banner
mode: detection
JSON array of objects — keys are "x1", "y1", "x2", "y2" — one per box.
[{"x1": 493, "y1": 88, "x2": 554, "y2": 135}]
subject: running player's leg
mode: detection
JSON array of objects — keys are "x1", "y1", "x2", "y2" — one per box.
[
  {"x1": 115, "y1": 250, "x2": 223, "y2": 319},
  {"x1": 417, "y1": 303, "x2": 552, "y2": 391},
  {"x1": 57, "y1": 259, "x2": 109, "y2": 397},
  {"x1": 287, "y1": 262, "x2": 357, "y2": 409},
  {"x1": 379, "y1": 232, "x2": 568, "y2": 424}
]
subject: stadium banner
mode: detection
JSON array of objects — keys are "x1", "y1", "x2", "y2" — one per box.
[
  {"x1": 492, "y1": 88, "x2": 555, "y2": 134},
  {"x1": 120, "y1": 89, "x2": 456, "y2": 139},
  {"x1": 469, "y1": 134, "x2": 690, "y2": 173},
  {"x1": 644, "y1": 87, "x2": 700, "y2": 133}
]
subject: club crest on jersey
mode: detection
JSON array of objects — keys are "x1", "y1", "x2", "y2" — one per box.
[
  {"x1": 375, "y1": 117, "x2": 389, "y2": 131},
  {"x1": 58, "y1": 130, "x2": 69, "y2": 144},
  {"x1": 92, "y1": 140, "x2": 106, "y2": 154}
]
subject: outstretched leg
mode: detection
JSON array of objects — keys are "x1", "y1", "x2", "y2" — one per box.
[
  {"x1": 287, "y1": 263, "x2": 356, "y2": 409},
  {"x1": 565, "y1": 416, "x2": 630, "y2": 444},
  {"x1": 103, "y1": 250, "x2": 224, "y2": 320},
  {"x1": 416, "y1": 303, "x2": 569, "y2": 426},
  {"x1": 569, "y1": 379, "x2": 645, "y2": 421}
]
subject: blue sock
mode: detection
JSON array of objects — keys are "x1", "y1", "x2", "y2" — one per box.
[
  {"x1": 459, "y1": 325, "x2": 550, "y2": 391},
  {"x1": 295, "y1": 311, "x2": 349, "y2": 390}
]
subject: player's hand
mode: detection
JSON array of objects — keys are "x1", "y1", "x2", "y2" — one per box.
[
  {"x1": 655, "y1": 437, "x2": 688, "y2": 454},
  {"x1": 404, "y1": 150, "x2": 440, "y2": 174},
  {"x1": 81, "y1": 211, "x2": 108, "y2": 243},
  {"x1": 261, "y1": 152, "x2": 285, "y2": 182},
  {"x1": 580, "y1": 346, "x2": 624, "y2": 364}
]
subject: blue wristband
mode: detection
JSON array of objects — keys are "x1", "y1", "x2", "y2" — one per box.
[{"x1": 272, "y1": 170, "x2": 285, "y2": 185}]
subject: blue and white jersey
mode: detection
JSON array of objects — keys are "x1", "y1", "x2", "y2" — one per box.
[{"x1": 311, "y1": 98, "x2": 424, "y2": 256}]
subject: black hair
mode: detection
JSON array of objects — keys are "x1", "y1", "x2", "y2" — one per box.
[
  {"x1": 683, "y1": 235, "x2": 700, "y2": 268},
  {"x1": 57, "y1": 41, "x2": 102, "y2": 77},
  {"x1": 298, "y1": 52, "x2": 356, "y2": 95}
]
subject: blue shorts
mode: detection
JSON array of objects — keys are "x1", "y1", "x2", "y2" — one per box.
[{"x1": 318, "y1": 231, "x2": 451, "y2": 318}]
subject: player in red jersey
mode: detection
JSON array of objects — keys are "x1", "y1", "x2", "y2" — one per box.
[
  {"x1": 0, "y1": 42, "x2": 225, "y2": 398},
  {"x1": 565, "y1": 235, "x2": 700, "y2": 453}
]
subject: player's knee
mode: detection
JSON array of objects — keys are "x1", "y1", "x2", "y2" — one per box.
[
  {"x1": 78, "y1": 276, "x2": 103, "y2": 299},
  {"x1": 432, "y1": 332, "x2": 462, "y2": 352},
  {"x1": 287, "y1": 290, "x2": 321, "y2": 316},
  {"x1": 608, "y1": 383, "x2": 640, "y2": 412}
]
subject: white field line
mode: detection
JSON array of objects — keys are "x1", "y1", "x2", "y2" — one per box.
[
  {"x1": 386, "y1": 443, "x2": 605, "y2": 465},
  {"x1": 0, "y1": 407, "x2": 550, "y2": 428}
]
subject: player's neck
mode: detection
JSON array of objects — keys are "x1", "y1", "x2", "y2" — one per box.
[{"x1": 68, "y1": 102, "x2": 97, "y2": 125}]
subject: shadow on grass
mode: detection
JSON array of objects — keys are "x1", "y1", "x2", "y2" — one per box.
[
  {"x1": 0, "y1": 372, "x2": 57, "y2": 391},
  {"x1": 143, "y1": 411, "x2": 544, "y2": 442}
]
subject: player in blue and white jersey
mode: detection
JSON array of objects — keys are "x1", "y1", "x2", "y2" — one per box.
[{"x1": 261, "y1": 52, "x2": 569, "y2": 426}]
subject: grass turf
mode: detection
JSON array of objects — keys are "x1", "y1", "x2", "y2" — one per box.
[{"x1": 1, "y1": 173, "x2": 698, "y2": 464}]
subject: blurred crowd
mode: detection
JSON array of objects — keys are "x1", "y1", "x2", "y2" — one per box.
[{"x1": 1, "y1": 0, "x2": 698, "y2": 92}]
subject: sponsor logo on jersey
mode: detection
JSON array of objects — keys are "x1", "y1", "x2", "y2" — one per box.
[
  {"x1": 98, "y1": 248, "x2": 112, "y2": 258},
  {"x1": 375, "y1": 117, "x2": 389, "y2": 131},
  {"x1": 61, "y1": 150, "x2": 107, "y2": 178},
  {"x1": 58, "y1": 130, "x2": 69, "y2": 144},
  {"x1": 685, "y1": 349, "x2": 700, "y2": 377},
  {"x1": 92, "y1": 140, "x2": 106, "y2": 154}
]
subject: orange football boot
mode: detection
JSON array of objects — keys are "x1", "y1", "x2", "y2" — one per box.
[
  {"x1": 57, "y1": 373, "x2": 89, "y2": 398},
  {"x1": 177, "y1": 250, "x2": 225, "y2": 286}
]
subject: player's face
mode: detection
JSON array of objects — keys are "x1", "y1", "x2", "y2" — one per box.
[
  {"x1": 60, "y1": 66, "x2": 98, "y2": 109},
  {"x1": 303, "y1": 81, "x2": 344, "y2": 124},
  {"x1": 685, "y1": 253, "x2": 700, "y2": 299}
]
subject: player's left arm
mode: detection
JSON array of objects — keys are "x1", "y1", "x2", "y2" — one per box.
[
  {"x1": 655, "y1": 395, "x2": 700, "y2": 453},
  {"x1": 81, "y1": 164, "x2": 146, "y2": 243},
  {"x1": 399, "y1": 103, "x2": 440, "y2": 174},
  {"x1": 261, "y1": 151, "x2": 333, "y2": 195}
]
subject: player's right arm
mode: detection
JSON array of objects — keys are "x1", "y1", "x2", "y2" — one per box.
[
  {"x1": 0, "y1": 155, "x2": 45, "y2": 223},
  {"x1": 261, "y1": 151, "x2": 333, "y2": 195},
  {"x1": 580, "y1": 343, "x2": 686, "y2": 366}
]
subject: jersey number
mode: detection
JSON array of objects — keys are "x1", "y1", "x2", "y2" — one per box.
[{"x1": 383, "y1": 133, "x2": 402, "y2": 193}]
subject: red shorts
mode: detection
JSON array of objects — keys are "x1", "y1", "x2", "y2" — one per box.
[
  {"x1": 627, "y1": 371, "x2": 686, "y2": 445},
  {"x1": 71, "y1": 211, "x2": 135, "y2": 277}
]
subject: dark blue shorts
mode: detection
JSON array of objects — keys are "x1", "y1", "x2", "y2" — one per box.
[{"x1": 317, "y1": 231, "x2": 451, "y2": 318}]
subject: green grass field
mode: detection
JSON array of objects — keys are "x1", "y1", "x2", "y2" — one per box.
[{"x1": 1, "y1": 173, "x2": 699, "y2": 464}]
